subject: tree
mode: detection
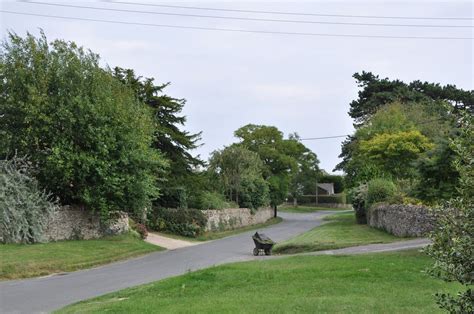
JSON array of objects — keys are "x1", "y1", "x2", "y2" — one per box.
[
  {"x1": 424, "y1": 111, "x2": 473, "y2": 313},
  {"x1": 359, "y1": 130, "x2": 434, "y2": 179},
  {"x1": 338, "y1": 101, "x2": 456, "y2": 192},
  {"x1": 234, "y1": 124, "x2": 320, "y2": 211},
  {"x1": 288, "y1": 134, "x2": 320, "y2": 205},
  {"x1": 337, "y1": 72, "x2": 470, "y2": 192},
  {"x1": 112, "y1": 67, "x2": 202, "y2": 208},
  {"x1": 208, "y1": 145, "x2": 266, "y2": 206},
  {"x1": 349, "y1": 71, "x2": 473, "y2": 125},
  {"x1": 0, "y1": 32, "x2": 166, "y2": 219}
]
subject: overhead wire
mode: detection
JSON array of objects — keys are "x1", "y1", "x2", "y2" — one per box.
[
  {"x1": 1, "y1": 11, "x2": 473, "y2": 40},
  {"x1": 103, "y1": 1, "x2": 474, "y2": 21},
  {"x1": 18, "y1": 1, "x2": 474, "y2": 29}
]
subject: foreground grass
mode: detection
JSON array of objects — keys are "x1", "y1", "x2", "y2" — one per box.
[
  {"x1": 0, "y1": 234, "x2": 163, "y2": 280},
  {"x1": 274, "y1": 212, "x2": 402, "y2": 254},
  {"x1": 155, "y1": 217, "x2": 283, "y2": 242},
  {"x1": 57, "y1": 250, "x2": 458, "y2": 313},
  {"x1": 279, "y1": 205, "x2": 349, "y2": 213}
]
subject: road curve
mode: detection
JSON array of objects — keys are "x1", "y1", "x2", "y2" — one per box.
[{"x1": 0, "y1": 210, "x2": 338, "y2": 313}]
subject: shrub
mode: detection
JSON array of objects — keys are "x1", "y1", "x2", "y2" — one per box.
[
  {"x1": 0, "y1": 32, "x2": 166, "y2": 219},
  {"x1": 316, "y1": 193, "x2": 346, "y2": 204},
  {"x1": 129, "y1": 218, "x2": 148, "y2": 239},
  {"x1": 349, "y1": 184, "x2": 368, "y2": 224},
  {"x1": 0, "y1": 157, "x2": 58, "y2": 243},
  {"x1": 189, "y1": 191, "x2": 230, "y2": 210},
  {"x1": 148, "y1": 207, "x2": 207, "y2": 237},
  {"x1": 424, "y1": 111, "x2": 473, "y2": 313},
  {"x1": 366, "y1": 178, "x2": 397, "y2": 208},
  {"x1": 296, "y1": 193, "x2": 346, "y2": 205},
  {"x1": 238, "y1": 177, "x2": 270, "y2": 209},
  {"x1": 135, "y1": 223, "x2": 148, "y2": 240}
]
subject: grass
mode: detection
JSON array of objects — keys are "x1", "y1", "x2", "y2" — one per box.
[
  {"x1": 274, "y1": 212, "x2": 403, "y2": 254},
  {"x1": 279, "y1": 205, "x2": 350, "y2": 213},
  {"x1": 0, "y1": 233, "x2": 163, "y2": 280},
  {"x1": 57, "y1": 250, "x2": 459, "y2": 313},
  {"x1": 154, "y1": 217, "x2": 283, "y2": 242}
]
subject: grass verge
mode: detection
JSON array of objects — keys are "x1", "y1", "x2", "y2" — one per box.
[
  {"x1": 274, "y1": 212, "x2": 403, "y2": 254},
  {"x1": 57, "y1": 250, "x2": 458, "y2": 313},
  {"x1": 0, "y1": 233, "x2": 163, "y2": 280},
  {"x1": 279, "y1": 205, "x2": 350, "y2": 213}
]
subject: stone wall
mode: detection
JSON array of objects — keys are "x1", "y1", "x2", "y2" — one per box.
[
  {"x1": 367, "y1": 204, "x2": 434, "y2": 237},
  {"x1": 42, "y1": 206, "x2": 129, "y2": 242},
  {"x1": 201, "y1": 207, "x2": 274, "y2": 232}
]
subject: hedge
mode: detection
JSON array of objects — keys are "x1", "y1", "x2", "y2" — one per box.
[{"x1": 296, "y1": 193, "x2": 346, "y2": 205}]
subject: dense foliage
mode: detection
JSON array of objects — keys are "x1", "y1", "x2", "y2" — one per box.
[
  {"x1": 0, "y1": 32, "x2": 166, "y2": 219},
  {"x1": 112, "y1": 68, "x2": 203, "y2": 209},
  {"x1": 148, "y1": 207, "x2": 207, "y2": 237},
  {"x1": 0, "y1": 157, "x2": 58, "y2": 243},
  {"x1": 209, "y1": 145, "x2": 267, "y2": 207},
  {"x1": 234, "y1": 125, "x2": 320, "y2": 209},
  {"x1": 425, "y1": 112, "x2": 473, "y2": 313},
  {"x1": 366, "y1": 178, "x2": 397, "y2": 209},
  {"x1": 348, "y1": 71, "x2": 473, "y2": 125}
]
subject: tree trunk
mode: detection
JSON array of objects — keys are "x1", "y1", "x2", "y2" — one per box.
[{"x1": 293, "y1": 197, "x2": 297, "y2": 207}]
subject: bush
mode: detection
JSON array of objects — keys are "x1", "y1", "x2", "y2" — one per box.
[
  {"x1": 0, "y1": 32, "x2": 166, "y2": 219},
  {"x1": 238, "y1": 177, "x2": 270, "y2": 209},
  {"x1": 189, "y1": 191, "x2": 230, "y2": 210},
  {"x1": 0, "y1": 157, "x2": 58, "y2": 243},
  {"x1": 366, "y1": 178, "x2": 397, "y2": 208},
  {"x1": 148, "y1": 207, "x2": 207, "y2": 237},
  {"x1": 349, "y1": 184, "x2": 368, "y2": 224},
  {"x1": 296, "y1": 193, "x2": 346, "y2": 205},
  {"x1": 129, "y1": 218, "x2": 148, "y2": 239}
]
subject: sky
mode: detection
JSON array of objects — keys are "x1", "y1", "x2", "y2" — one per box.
[{"x1": 1, "y1": 0, "x2": 472, "y2": 173}]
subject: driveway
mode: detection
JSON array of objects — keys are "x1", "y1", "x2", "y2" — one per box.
[{"x1": 0, "y1": 210, "x2": 428, "y2": 313}]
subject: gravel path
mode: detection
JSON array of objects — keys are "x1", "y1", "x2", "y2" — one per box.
[{"x1": 145, "y1": 232, "x2": 200, "y2": 249}]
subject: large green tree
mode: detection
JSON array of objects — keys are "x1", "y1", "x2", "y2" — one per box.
[
  {"x1": 112, "y1": 67, "x2": 202, "y2": 208},
  {"x1": 208, "y1": 145, "x2": 266, "y2": 206},
  {"x1": 234, "y1": 124, "x2": 319, "y2": 210},
  {"x1": 348, "y1": 71, "x2": 473, "y2": 125},
  {"x1": 0, "y1": 32, "x2": 166, "y2": 218},
  {"x1": 338, "y1": 72, "x2": 471, "y2": 191}
]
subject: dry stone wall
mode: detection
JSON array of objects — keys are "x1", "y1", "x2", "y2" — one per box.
[
  {"x1": 368, "y1": 204, "x2": 434, "y2": 237},
  {"x1": 42, "y1": 206, "x2": 129, "y2": 242},
  {"x1": 201, "y1": 207, "x2": 273, "y2": 232}
]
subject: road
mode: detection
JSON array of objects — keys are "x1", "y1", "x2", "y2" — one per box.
[{"x1": 0, "y1": 210, "x2": 428, "y2": 313}]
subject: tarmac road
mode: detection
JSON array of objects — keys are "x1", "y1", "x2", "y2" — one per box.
[{"x1": 0, "y1": 211, "x2": 337, "y2": 313}]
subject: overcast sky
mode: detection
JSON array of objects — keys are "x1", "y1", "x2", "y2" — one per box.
[{"x1": 1, "y1": 0, "x2": 472, "y2": 173}]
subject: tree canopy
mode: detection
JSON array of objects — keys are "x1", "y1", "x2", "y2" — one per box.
[{"x1": 0, "y1": 32, "x2": 167, "y2": 218}]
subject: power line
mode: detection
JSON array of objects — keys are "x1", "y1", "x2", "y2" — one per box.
[
  {"x1": 2, "y1": 11, "x2": 473, "y2": 40},
  {"x1": 104, "y1": 0, "x2": 474, "y2": 21},
  {"x1": 300, "y1": 135, "x2": 349, "y2": 141},
  {"x1": 19, "y1": 1, "x2": 474, "y2": 29},
  {"x1": 300, "y1": 117, "x2": 450, "y2": 141}
]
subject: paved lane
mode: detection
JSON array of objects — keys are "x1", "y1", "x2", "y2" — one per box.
[{"x1": 0, "y1": 211, "x2": 337, "y2": 313}]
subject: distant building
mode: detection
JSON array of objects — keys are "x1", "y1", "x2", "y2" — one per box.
[{"x1": 317, "y1": 183, "x2": 334, "y2": 195}]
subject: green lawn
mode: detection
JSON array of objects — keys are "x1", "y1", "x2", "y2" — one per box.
[
  {"x1": 0, "y1": 234, "x2": 163, "y2": 280},
  {"x1": 57, "y1": 250, "x2": 459, "y2": 313},
  {"x1": 279, "y1": 205, "x2": 350, "y2": 213},
  {"x1": 274, "y1": 212, "x2": 403, "y2": 254}
]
